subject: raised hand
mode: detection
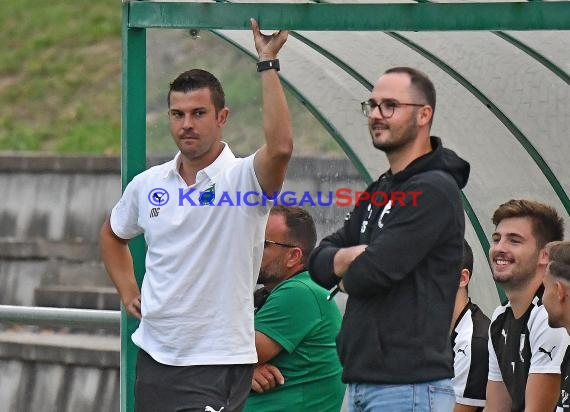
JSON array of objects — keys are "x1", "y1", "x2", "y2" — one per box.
[{"x1": 250, "y1": 18, "x2": 288, "y2": 61}]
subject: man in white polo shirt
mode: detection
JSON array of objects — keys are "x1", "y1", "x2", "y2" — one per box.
[{"x1": 99, "y1": 19, "x2": 292, "y2": 412}]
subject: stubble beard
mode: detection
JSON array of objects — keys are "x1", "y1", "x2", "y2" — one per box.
[
  {"x1": 493, "y1": 259, "x2": 538, "y2": 292},
  {"x1": 258, "y1": 269, "x2": 281, "y2": 286},
  {"x1": 371, "y1": 117, "x2": 418, "y2": 153}
]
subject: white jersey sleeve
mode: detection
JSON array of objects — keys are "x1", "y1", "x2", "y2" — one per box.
[
  {"x1": 529, "y1": 306, "x2": 570, "y2": 374},
  {"x1": 110, "y1": 174, "x2": 144, "y2": 239},
  {"x1": 488, "y1": 307, "x2": 504, "y2": 382}
]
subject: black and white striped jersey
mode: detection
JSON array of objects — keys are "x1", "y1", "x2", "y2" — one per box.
[
  {"x1": 451, "y1": 300, "x2": 491, "y2": 410},
  {"x1": 558, "y1": 347, "x2": 570, "y2": 412},
  {"x1": 489, "y1": 287, "x2": 570, "y2": 411}
]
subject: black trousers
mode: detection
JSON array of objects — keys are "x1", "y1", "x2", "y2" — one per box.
[{"x1": 135, "y1": 350, "x2": 254, "y2": 412}]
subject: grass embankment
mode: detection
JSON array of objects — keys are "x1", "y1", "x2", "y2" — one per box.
[
  {"x1": 0, "y1": 2, "x2": 340, "y2": 156},
  {"x1": 0, "y1": 1, "x2": 121, "y2": 153}
]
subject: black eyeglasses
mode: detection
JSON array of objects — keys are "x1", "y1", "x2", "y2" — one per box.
[
  {"x1": 361, "y1": 99, "x2": 426, "y2": 119},
  {"x1": 264, "y1": 239, "x2": 297, "y2": 249}
]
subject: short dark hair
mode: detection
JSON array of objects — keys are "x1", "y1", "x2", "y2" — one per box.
[
  {"x1": 384, "y1": 67, "x2": 436, "y2": 124},
  {"x1": 462, "y1": 239, "x2": 474, "y2": 278},
  {"x1": 270, "y1": 206, "x2": 316, "y2": 266},
  {"x1": 492, "y1": 199, "x2": 564, "y2": 249},
  {"x1": 548, "y1": 241, "x2": 570, "y2": 282},
  {"x1": 167, "y1": 69, "x2": 225, "y2": 111}
]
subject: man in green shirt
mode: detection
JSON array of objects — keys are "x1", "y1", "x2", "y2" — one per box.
[{"x1": 245, "y1": 206, "x2": 345, "y2": 412}]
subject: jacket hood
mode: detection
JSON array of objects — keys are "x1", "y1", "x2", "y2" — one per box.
[{"x1": 392, "y1": 136, "x2": 470, "y2": 189}]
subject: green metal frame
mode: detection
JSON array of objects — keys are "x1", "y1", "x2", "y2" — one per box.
[
  {"x1": 128, "y1": 2, "x2": 570, "y2": 31},
  {"x1": 121, "y1": 2, "x2": 570, "y2": 410},
  {"x1": 121, "y1": 3, "x2": 146, "y2": 412}
]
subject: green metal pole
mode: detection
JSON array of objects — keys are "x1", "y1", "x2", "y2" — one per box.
[{"x1": 121, "y1": 2, "x2": 147, "y2": 411}]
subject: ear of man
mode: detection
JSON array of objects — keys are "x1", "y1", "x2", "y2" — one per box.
[
  {"x1": 538, "y1": 246, "x2": 551, "y2": 267},
  {"x1": 557, "y1": 280, "x2": 569, "y2": 302},
  {"x1": 286, "y1": 247, "x2": 303, "y2": 269},
  {"x1": 416, "y1": 105, "x2": 433, "y2": 127},
  {"x1": 459, "y1": 268, "x2": 470, "y2": 288}
]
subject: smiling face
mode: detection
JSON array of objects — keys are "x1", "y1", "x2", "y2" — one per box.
[
  {"x1": 368, "y1": 73, "x2": 423, "y2": 153},
  {"x1": 168, "y1": 87, "x2": 228, "y2": 164},
  {"x1": 489, "y1": 216, "x2": 542, "y2": 289}
]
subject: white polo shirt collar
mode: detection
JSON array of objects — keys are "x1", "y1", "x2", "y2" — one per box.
[{"x1": 164, "y1": 142, "x2": 236, "y2": 185}]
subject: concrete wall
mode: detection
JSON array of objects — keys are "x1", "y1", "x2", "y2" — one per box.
[
  {"x1": 0, "y1": 154, "x2": 363, "y2": 242},
  {"x1": 0, "y1": 331, "x2": 119, "y2": 412}
]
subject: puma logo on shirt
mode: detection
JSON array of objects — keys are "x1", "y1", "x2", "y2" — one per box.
[{"x1": 539, "y1": 346, "x2": 556, "y2": 361}]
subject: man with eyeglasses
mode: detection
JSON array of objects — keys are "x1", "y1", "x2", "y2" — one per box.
[
  {"x1": 244, "y1": 206, "x2": 345, "y2": 412},
  {"x1": 309, "y1": 66, "x2": 470, "y2": 411}
]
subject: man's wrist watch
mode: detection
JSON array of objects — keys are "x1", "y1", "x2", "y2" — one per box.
[{"x1": 256, "y1": 59, "x2": 280, "y2": 72}]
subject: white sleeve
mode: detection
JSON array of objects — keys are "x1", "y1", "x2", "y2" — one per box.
[
  {"x1": 110, "y1": 176, "x2": 144, "y2": 239},
  {"x1": 529, "y1": 306, "x2": 570, "y2": 374},
  {"x1": 453, "y1": 345, "x2": 471, "y2": 396},
  {"x1": 229, "y1": 153, "x2": 276, "y2": 217},
  {"x1": 488, "y1": 310, "x2": 504, "y2": 382}
]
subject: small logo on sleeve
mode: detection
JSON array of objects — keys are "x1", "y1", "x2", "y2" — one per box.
[{"x1": 538, "y1": 346, "x2": 556, "y2": 361}]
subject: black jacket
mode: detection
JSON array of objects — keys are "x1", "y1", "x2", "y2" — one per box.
[{"x1": 309, "y1": 136, "x2": 470, "y2": 384}]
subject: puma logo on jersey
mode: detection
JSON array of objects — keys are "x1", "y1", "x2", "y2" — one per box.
[
  {"x1": 457, "y1": 345, "x2": 468, "y2": 357},
  {"x1": 204, "y1": 407, "x2": 224, "y2": 412},
  {"x1": 538, "y1": 346, "x2": 556, "y2": 361}
]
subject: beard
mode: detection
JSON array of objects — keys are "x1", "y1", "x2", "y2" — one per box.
[
  {"x1": 491, "y1": 255, "x2": 539, "y2": 290},
  {"x1": 371, "y1": 116, "x2": 418, "y2": 153},
  {"x1": 257, "y1": 269, "x2": 281, "y2": 286}
]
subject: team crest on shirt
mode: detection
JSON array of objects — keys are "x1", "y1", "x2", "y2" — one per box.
[
  {"x1": 148, "y1": 188, "x2": 169, "y2": 218},
  {"x1": 199, "y1": 184, "x2": 216, "y2": 205}
]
